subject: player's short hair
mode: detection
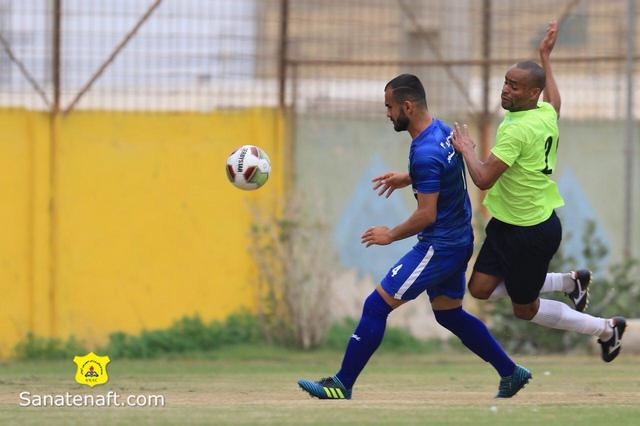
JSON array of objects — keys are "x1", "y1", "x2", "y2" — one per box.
[
  {"x1": 385, "y1": 74, "x2": 428, "y2": 109},
  {"x1": 515, "y1": 61, "x2": 546, "y2": 90}
]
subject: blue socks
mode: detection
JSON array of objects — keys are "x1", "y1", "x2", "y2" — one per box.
[
  {"x1": 335, "y1": 290, "x2": 392, "y2": 389},
  {"x1": 335, "y1": 293, "x2": 515, "y2": 391},
  {"x1": 434, "y1": 306, "x2": 515, "y2": 377}
]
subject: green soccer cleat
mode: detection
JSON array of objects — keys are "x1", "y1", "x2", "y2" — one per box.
[
  {"x1": 496, "y1": 365, "x2": 532, "y2": 398},
  {"x1": 298, "y1": 376, "x2": 352, "y2": 400}
]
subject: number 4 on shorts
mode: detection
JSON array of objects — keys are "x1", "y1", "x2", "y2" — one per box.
[{"x1": 391, "y1": 264, "x2": 403, "y2": 277}]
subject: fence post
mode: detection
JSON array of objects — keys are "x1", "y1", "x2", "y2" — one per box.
[
  {"x1": 48, "y1": 0, "x2": 62, "y2": 337},
  {"x1": 278, "y1": 0, "x2": 289, "y2": 109},
  {"x1": 477, "y1": 0, "x2": 493, "y2": 217},
  {"x1": 623, "y1": 0, "x2": 636, "y2": 259},
  {"x1": 278, "y1": 0, "x2": 295, "y2": 196}
]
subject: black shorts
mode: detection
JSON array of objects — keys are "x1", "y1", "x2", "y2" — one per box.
[{"x1": 473, "y1": 211, "x2": 562, "y2": 304}]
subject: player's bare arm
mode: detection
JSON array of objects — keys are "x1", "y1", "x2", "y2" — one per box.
[
  {"x1": 451, "y1": 122, "x2": 508, "y2": 190},
  {"x1": 371, "y1": 172, "x2": 411, "y2": 198},
  {"x1": 539, "y1": 21, "x2": 561, "y2": 116},
  {"x1": 361, "y1": 191, "x2": 437, "y2": 247}
]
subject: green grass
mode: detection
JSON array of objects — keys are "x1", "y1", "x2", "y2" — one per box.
[{"x1": 1, "y1": 345, "x2": 639, "y2": 425}]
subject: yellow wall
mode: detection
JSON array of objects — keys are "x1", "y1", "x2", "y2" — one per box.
[{"x1": 0, "y1": 108, "x2": 285, "y2": 358}]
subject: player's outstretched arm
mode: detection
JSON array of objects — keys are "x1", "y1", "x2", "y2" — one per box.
[
  {"x1": 451, "y1": 122, "x2": 508, "y2": 190},
  {"x1": 371, "y1": 172, "x2": 411, "y2": 198},
  {"x1": 361, "y1": 192, "x2": 437, "y2": 247},
  {"x1": 540, "y1": 21, "x2": 561, "y2": 116}
]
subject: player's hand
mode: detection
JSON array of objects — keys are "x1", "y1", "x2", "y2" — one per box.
[
  {"x1": 539, "y1": 21, "x2": 558, "y2": 58},
  {"x1": 371, "y1": 172, "x2": 411, "y2": 198},
  {"x1": 361, "y1": 226, "x2": 394, "y2": 247},
  {"x1": 452, "y1": 122, "x2": 475, "y2": 153}
]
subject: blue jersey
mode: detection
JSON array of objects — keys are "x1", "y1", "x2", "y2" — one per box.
[{"x1": 409, "y1": 118, "x2": 473, "y2": 248}]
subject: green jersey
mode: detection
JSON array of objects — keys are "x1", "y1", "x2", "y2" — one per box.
[{"x1": 483, "y1": 101, "x2": 564, "y2": 226}]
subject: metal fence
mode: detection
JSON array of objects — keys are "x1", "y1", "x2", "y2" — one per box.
[
  {"x1": 0, "y1": 0, "x2": 637, "y2": 259},
  {"x1": 2, "y1": 1, "x2": 637, "y2": 116},
  {"x1": 0, "y1": 0, "x2": 282, "y2": 111}
]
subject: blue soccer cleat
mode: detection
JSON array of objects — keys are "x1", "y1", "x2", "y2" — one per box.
[
  {"x1": 298, "y1": 376, "x2": 352, "y2": 400},
  {"x1": 496, "y1": 365, "x2": 532, "y2": 398}
]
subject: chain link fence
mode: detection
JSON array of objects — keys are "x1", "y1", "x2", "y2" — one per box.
[
  {"x1": 282, "y1": 0, "x2": 638, "y2": 120},
  {"x1": 0, "y1": 0, "x2": 282, "y2": 111},
  {"x1": 1, "y1": 0, "x2": 637, "y2": 117},
  {"x1": 0, "y1": 0, "x2": 637, "y2": 264}
]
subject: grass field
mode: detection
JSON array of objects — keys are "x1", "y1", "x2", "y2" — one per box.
[{"x1": 1, "y1": 345, "x2": 639, "y2": 425}]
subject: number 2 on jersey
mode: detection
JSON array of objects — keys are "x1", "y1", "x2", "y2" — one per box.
[{"x1": 541, "y1": 136, "x2": 558, "y2": 175}]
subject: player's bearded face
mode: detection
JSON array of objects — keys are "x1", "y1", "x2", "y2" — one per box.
[
  {"x1": 393, "y1": 107, "x2": 410, "y2": 131},
  {"x1": 501, "y1": 67, "x2": 540, "y2": 112},
  {"x1": 384, "y1": 88, "x2": 410, "y2": 132}
]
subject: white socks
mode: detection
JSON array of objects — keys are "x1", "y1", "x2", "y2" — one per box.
[
  {"x1": 544, "y1": 272, "x2": 575, "y2": 293},
  {"x1": 487, "y1": 272, "x2": 574, "y2": 301},
  {"x1": 481, "y1": 273, "x2": 613, "y2": 340},
  {"x1": 531, "y1": 299, "x2": 612, "y2": 339}
]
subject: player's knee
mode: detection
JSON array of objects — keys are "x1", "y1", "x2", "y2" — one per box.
[
  {"x1": 433, "y1": 306, "x2": 462, "y2": 330},
  {"x1": 468, "y1": 282, "x2": 491, "y2": 300},
  {"x1": 512, "y1": 304, "x2": 537, "y2": 320},
  {"x1": 433, "y1": 311, "x2": 447, "y2": 327},
  {"x1": 362, "y1": 289, "x2": 394, "y2": 318}
]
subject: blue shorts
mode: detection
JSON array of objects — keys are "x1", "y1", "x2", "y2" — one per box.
[{"x1": 381, "y1": 242, "x2": 473, "y2": 301}]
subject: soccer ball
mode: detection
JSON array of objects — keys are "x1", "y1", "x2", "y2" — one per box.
[{"x1": 225, "y1": 145, "x2": 271, "y2": 190}]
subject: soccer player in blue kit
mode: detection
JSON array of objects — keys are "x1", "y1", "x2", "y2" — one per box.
[{"x1": 298, "y1": 74, "x2": 530, "y2": 400}]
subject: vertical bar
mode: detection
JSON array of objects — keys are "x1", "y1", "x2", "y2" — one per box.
[
  {"x1": 52, "y1": 0, "x2": 61, "y2": 113},
  {"x1": 278, "y1": 0, "x2": 294, "y2": 197},
  {"x1": 49, "y1": 0, "x2": 61, "y2": 336},
  {"x1": 288, "y1": 62, "x2": 298, "y2": 191},
  {"x1": 480, "y1": 0, "x2": 491, "y2": 124},
  {"x1": 623, "y1": 0, "x2": 636, "y2": 259},
  {"x1": 27, "y1": 114, "x2": 35, "y2": 334},
  {"x1": 278, "y1": 0, "x2": 289, "y2": 109},
  {"x1": 477, "y1": 0, "x2": 492, "y2": 216}
]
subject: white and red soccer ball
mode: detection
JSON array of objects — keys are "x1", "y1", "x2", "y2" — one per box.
[{"x1": 225, "y1": 145, "x2": 271, "y2": 190}]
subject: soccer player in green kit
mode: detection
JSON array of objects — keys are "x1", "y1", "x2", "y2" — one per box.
[{"x1": 452, "y1": 21, "x2": 626, "y2": 362}]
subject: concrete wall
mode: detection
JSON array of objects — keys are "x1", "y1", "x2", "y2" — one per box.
[
  {"x1": 0, "y1": 108, "x2": 285, "y2": 358},
  {"x1": 295, "y1": 114, "x2": 640, "y2": 335}
]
